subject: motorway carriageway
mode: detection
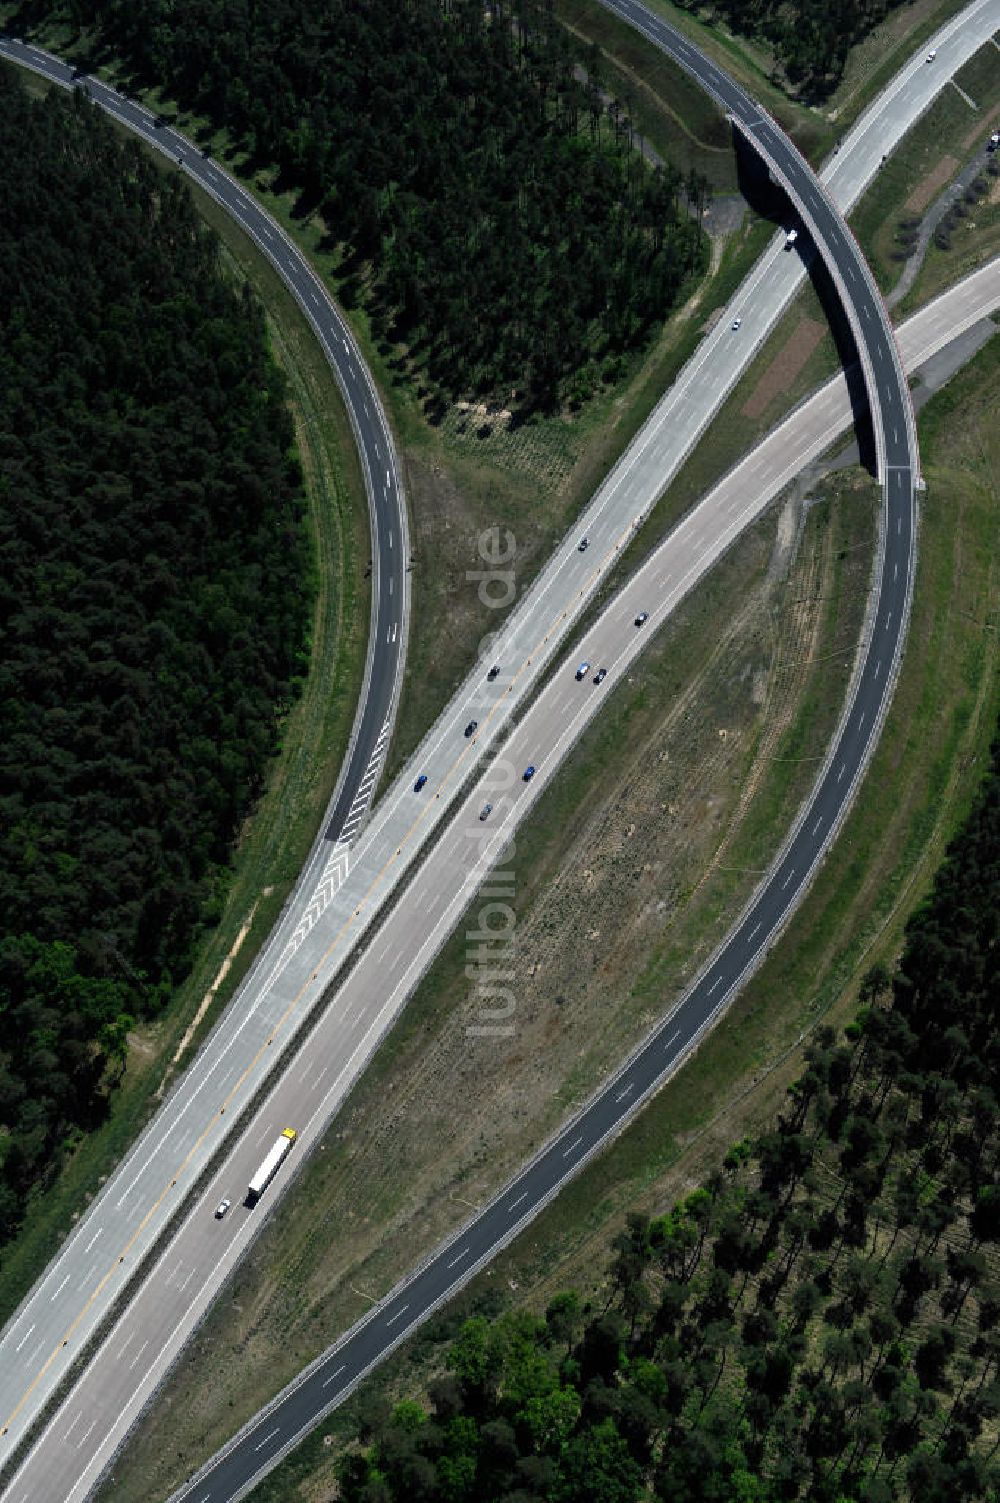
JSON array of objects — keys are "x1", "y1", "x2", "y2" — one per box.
[
  {"x1": 9, "y1": 255, "x2": 1000, "y2": 1503},
  {"x1": 166, "y1": 265, "x2": 999, "y2": 1503},
  {"x1": 1, "y1": 5, "x2": 998, "y2": 1490}
]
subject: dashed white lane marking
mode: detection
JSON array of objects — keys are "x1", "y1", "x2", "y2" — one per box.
[
  {"x1": 707, "y1": 975, "x2": 723, "y2": 995},
  {"x1": 77, "y1": 1418, "x2": 98, "y2": 1449},
  {"x1": 51, "y1": 1275, "x2": 70, "y2": 1302},
  {"x1": 615, "y1": 1082, "x2": 635, "y2": 1103},
  {"x1": 836, "y1": 762, "x2": 847, "y2": 783},
  {"x1": 446, "y1": 1247, "x2": 471, "y2": 1269},
  {"x1": 385, "y1": 1304, "x2": 410, "y2": 1328},
  {"x1": 128, "y1": 1338, "x2": 149, "y2": 1371},
  {"x1": 747, "y1": 921, "x2": 761, "y2": 942},
  {"x1": 14, "y1": 1325, "x2": 35, "y2": 1354},
  {"x1": 662, "y1": 1028, "x2": 681, "y2": 1053},
  {"x1": 322, "y1": 1364, "x2": 347, "y2": 1390},
  {"x1": 780, "y1": 867, "x2": 795, "y2": 891},
  {"x1": 509, "y1": 1191, "x2": 528, "y2": 1211},
  {"x1": 64, "y1": 1412, "x2": 82, "y2": 1442},
  {"x1": 562, "y1": 1136, "x2": 583, "y2": 1159},
  {"x1": 255, "y1": 1427, "x2": 282, "y2": 1452},
  {"x1": 78, "y1": 1262, "x2": 98, "y2": 1290},
  {"x1": 811, "y1": 816, "x2": 824, "y2": 836},
  {"x1": 84, "y1": 1229, "x2": 102, "y2": 1253}
]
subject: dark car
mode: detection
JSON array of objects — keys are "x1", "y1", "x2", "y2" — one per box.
[
  {"x1": 523, "y1": 765, "x2": 536, "y2": 782},
  {"x1": 594, "y1": 668, "x2": 607, "y2": 685},
  {"x1": 578, "y1": 537, "x2": 589, "y2": 552},
  {"x1": 414, "y1": 774, "x2": 428, "y2": 792},
  {"x1": 479, "y1": 802, "x2": 493, "y2": 821},
  {"x1": 634, "y1": 611, "x2": 649, "y2": 627},
  {"x1": 487, "y1": 665, "x2": 500, "y2": 681},
  {"x1": 464, "y1": 720, "x2": 478, "y2": 738}
]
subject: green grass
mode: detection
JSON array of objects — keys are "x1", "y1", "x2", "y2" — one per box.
[
  {"x1": 379, "y1": 208, "x2": 777, "y2": 786},
  {"x1": 898, "y1": 167, "x2": 1000, "y2": 315},
  {"x1": 850, "y1": 40, "x2": 1000, "y2": 293},
  {"x1": 215, "y1": 317, "x2": 1000, "y2": 1503},
  {"x1": 823, "y1": 0, "x2": 974, "y2": 127},
  {"x1": 555, "y1": 0, "x2": 739, "y2": 190},
  {"x1": 0, "y1": 87, "x2": 370, "y2": 1327},
  {"x1": 100, "y1": 455, "x2": 880, "y2": 1501}
]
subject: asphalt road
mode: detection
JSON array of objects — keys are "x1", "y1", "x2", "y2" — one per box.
[
  {"x1": 2, "y1": 3, "x2": 998, "y2": 1492},
  {"x1": 602, "y1": 0, "x2": 919, "y2": 487},
  {"x1": 0, "y1": 33, "x2": 410, "y2": 851},
  {"x1": 162, "y1": 263, "x2": 999, "y2": 1503},
  {"x1": 8, "y1": 254, "x2": 999, "y2": 1503}
]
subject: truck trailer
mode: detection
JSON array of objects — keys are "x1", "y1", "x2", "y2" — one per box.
[{"x1": 245, "y1": 1127, "x2": 297, "y2": 1206}]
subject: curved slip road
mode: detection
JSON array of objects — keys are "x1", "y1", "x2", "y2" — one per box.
[
  {"x1": 160, "y1": 262, "x2": 999, "y2": 1503},
  {"x1": 0, "y1": 32, "x2": 410, "y2": 849},
  {"x1": 602, "y1": 0, "x2": 920, "y2": 488},
  {"x1": 2, "y1": 4, "x2": 998, "y2": 1486}
]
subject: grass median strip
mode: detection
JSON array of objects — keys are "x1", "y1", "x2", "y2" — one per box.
[{"x1": 103, "y1": 327, "x2": 1000, "y2": 1503}]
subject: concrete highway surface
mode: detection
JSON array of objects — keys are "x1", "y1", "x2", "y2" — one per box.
[
  {"x1": 0, "y1": 26, "x2": 412, "y2": 1457},
  {"x1": 160, "y1": 263, "x2": 998, "y2": 1503},
  {"x1": 0, "y1": 4, "x2": 997, "y2": 1495},
  {"x1": 599, "y1": 0, "x2": 923, "y2": 485}
]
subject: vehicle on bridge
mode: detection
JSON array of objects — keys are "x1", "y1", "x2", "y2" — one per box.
[{"x1": 246, "y1": 1128, "x2": 297, "y2": 1207}]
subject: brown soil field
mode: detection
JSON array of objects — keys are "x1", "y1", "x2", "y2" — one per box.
[{"x1": 741, "y1": 316, "x2": 826, "y2": 420}]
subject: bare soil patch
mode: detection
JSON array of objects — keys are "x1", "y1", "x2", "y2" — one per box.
[
  {"x1": 903, "y1": 152, "x2": 959, "y2": 212},
  {"x1": 741, "y1": 316, "x2": 825, "y2": 420}
]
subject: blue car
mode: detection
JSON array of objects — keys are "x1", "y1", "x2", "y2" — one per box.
[
  {"x1": 414, "y1": 774, "x2": 428, "y2": 792},
  {"x1": 523, "y1": 765, "x2": 535, "y2": 782}
]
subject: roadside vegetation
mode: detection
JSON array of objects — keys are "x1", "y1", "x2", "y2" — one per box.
[
  {"x1": 102, "y1": 329, "x2": 1000, "y2": 1503},
  {"x1": 338, "y1": 768, "x2": 1000, "y2": 1503},
  {"x1": 14, "y1": 0, "x2": 711, "y2": 417},
  {"x1": 0, "y1": 70, "x2": 317, "y2": 1260},
  {"x1": 849, "y1": 40, "x2": 1000, "y2": 298},
  {"x1": 0, "y1": 60, "x2": 367, "y2": 1325}
]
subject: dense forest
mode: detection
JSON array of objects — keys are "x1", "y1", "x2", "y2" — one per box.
[
  {"x1": 339, "y1": 732, "x2": 1000, "y2": 1501},
  {"x1": 0, "y1": 72, "x2": 311, "y2": 1243},
  {"x1": 16, "y1": 0, "x2": 709, "y2": 412},
  {"x1": 672, "y1": 0, "x2": 908, "y2": 100}
]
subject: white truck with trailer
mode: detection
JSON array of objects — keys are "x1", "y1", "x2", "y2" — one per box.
[{"x1": 245, "y1": 1127, "x2": 297, "y2": 1206}]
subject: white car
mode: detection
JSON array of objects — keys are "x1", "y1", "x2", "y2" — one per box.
[
  {"x1": 926, "y1": 48, "x2": 937, "y2": 61},
  {"x1": 575, "y1": 661, "x2": 591, "y2": 681},
  {"x1": 731, "y1": 316, "x2": 742, "y2": 331},
  {"x1": 214, "y1": 1199, "x2": 231, "y2": 1220}
]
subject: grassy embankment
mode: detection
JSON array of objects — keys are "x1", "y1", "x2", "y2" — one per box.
[
  {"x1": 0, "y1": 53, "x2": 370, "y2": 1325},
  {"x1": 114, "y1": 272, "x2": 1000, "y2": 1503},
  {"x1": 849, "y1": 40, "x2": 1000, "y2": 295}
]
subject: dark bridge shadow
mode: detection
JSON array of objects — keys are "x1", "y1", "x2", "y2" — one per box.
[{"x1": 734, "y1": 132, "x2": 876, "y2": 477}]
